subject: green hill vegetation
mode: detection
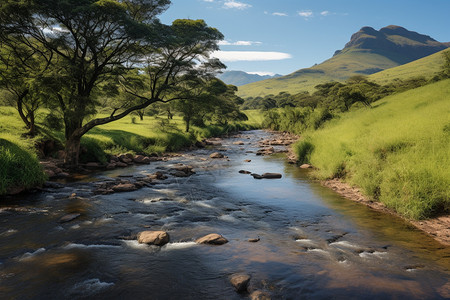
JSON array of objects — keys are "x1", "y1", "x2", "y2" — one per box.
[
  {"x1": 369, "y1": 49, "x2": 447, "y2": 84},
  {"x1": 238, "y1": 25, "x2": 449, "y2": 98},
  {"x1": 294, "y1": 79, "x2": 450, "y2": 219}
]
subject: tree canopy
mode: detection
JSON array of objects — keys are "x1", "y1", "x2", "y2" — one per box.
[{"x1": 0, "y1": 0, "x2": 226, "y2": 167}]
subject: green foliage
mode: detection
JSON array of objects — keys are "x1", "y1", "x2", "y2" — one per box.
[
  {"x1": 43, "y1": 113, "x2": 64, "y2": 131},
  {"x1": 294, "y1": 79, "x2": 450, "y2": 219},
  {"x1": 0, "y1": 137, "x2": 46, "y2": 195},
  {"x1": 441, "y1": 50, "x2": 450, "y2": 78},
  {"x1": 294, "y1": 140, "x2": 314, "y2": 164},
  {"x1": 79, "y1": 137, "x2": 109, "y2": 164}
]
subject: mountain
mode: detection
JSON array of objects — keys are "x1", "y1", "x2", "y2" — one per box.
[
  {"x1": 237, "y1": 25, "x2": 449, "y2": 98},
  {"x1": 218, "y1": 71, "x2": 281, "y2": 86}
]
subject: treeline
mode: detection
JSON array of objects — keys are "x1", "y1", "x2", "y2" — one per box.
[{"x1": 243, "y1": 52, "x2": 450, "y2": 134}]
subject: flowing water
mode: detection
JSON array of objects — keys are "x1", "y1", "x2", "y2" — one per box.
[{"x1": 0, "y1": 130, "x2": 449, "y2": 299}]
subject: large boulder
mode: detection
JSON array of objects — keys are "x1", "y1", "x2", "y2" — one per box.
[
  {"x1": 251, "y1": 173, "x2": 263, "y2": 179},
  {"x1": 250, "y1": 290, "x2": 271, "y2": 300},
  {"x1": 210, "y1": 152, "x2": 225, "y2": 159},
  {"x1": 137, "y1": 231, "x2": 170, "y2": 246},
  {"x1": 196, "y1": 233, "x2": 228, "y2": 245},
  {"x1": 230, "y1": 274, "x2": 251, "y2": 293},
  {"x1": 171, "y1": 164, "x2": 195, "y2": 177},
  {"x1": 261, "y1": 173, "x2": 282, "y2": 179},
  {"x1": 133, "y1": 155, "x2": 151, "y2": 164},
  {"x1": 300, "y1": 164, "x2": 312, "y2": 169},
  {"x1": 111, "y1": 183, "x2": 137, "y2": 192},
  {"x1": 239, "y1": 170, "x2": 252, "y2": 174}
]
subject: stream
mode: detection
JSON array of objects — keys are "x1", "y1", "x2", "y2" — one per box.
[{"x1": 0, "y1": 130, "x2": 449, "y2": 299}]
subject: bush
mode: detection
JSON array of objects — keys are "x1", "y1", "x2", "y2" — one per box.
[
  {"x1": 0, "y1": 138, "x2": 46, "y2": 194},
  {"x1": 294, "y1": 139, "x2": 314, "y2": 164},
  {"x1": 79, "y1": 137, "x2": 108, "y2": 164}
]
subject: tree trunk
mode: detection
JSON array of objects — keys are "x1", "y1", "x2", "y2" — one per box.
[
  {"x1": 28, "y1": 112, "x2": 36, "y2": 136},
  {"x1": 16, "y1": 91, "x2": 31, "y2": 130},
  {"x1": 64, "y1": 113, "x2": 84, "y2": 168},
  {"x1": 185, "y1": 116, "x2": 191, "y2": 133},
  {"x1": 65, "y1": 135, "x2": 82, "y2": 168}
]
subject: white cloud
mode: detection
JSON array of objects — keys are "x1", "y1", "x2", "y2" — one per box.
[
  {"x1": 203, "y1": 0, "x2": 214, "y2": 2},
  {"x1": 223, "y1": 0, "x2": 252, "y2": 10},
  {"x1": 272, "y1": 12, "x2": 288, "y2": 17},
  {"x1": 218, "y1": 40, "x2": 262, "y2": 46},
  {"x1": 320, "y1": 11, "x2": 331, "y2": 16},
  {"x1": 298, "y1": 10, "x2": 313, "y2": 18},
  {"x1": 248, "y1": 71, "x2": 276, "y2": 76},
  {"x1": 212, "y1": 51, "x2": 292, "y2": 62}
]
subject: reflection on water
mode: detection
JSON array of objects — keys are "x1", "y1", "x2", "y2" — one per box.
[{"x1": 0, "y1": 131, "x2": 449, "y2": 299}]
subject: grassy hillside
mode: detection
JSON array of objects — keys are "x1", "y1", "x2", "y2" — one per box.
[
  {"x1": 238, "y1": 26, "x2": 448, "y2": 98},
  {"x1": 236, "y1": 49, "x2": 396, "y2": 98},
  {"x1": 294, "y1": 79, "x2": 450, "y2": 219},
  {"x1": 369, "y1": 49, "x2": 447, "y2": 84}
]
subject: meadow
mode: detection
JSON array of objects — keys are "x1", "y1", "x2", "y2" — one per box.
[{"x1": 294, "y1": 79, "x2": 450, "y2": 219}]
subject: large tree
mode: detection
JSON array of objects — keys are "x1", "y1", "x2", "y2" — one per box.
[{"x1": 0, "y1": 1, "x2": 223, "y2": 167}]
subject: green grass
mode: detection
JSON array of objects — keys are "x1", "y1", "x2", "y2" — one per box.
[
  {"x1": 1, "y1": 105, "x2": 260, "y2": 162},
  {"x1": 242, "y1": 109, "x2": 264, "y2": 127},
  {"x1": 369, "y1": 49, "x2": 447, "y2": 84},
  {"x1": 0, "y1": 136, "x2": 47, "y2": 194},
  {"x1": 294, "y1": 79, "x2": 450, "y2": 219}
]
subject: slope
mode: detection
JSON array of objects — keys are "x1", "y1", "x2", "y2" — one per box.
[
  {"x1": 295, "y1": 79, "x2": 450, "y2": 219},
  {"x1": 369, "y1": 48, "x2": 448, "y2": 84}
]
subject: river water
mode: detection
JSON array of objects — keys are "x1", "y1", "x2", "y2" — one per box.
[{"x1": 0, "y1": 130, "x2": 449, "y2": 299}]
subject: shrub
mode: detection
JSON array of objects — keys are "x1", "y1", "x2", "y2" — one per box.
[
  {"x1": 294, "y1": 139, "x2": 314, "y2": 164},
  {"x1": 79, "y1": 137, "x2": 108, "y2": 164}
]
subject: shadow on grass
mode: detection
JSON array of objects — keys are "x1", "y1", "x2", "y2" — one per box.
[{"x1": 86, "y1": 127, "x2": 194, "y2": 154}]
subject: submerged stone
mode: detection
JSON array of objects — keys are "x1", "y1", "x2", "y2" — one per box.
[{"x1": 230, "y1": 273, "x2": 251, "y2": 293}]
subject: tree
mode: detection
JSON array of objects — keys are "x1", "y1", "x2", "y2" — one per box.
[
  {"x1": 441, "y1": 50, "x2": 450, "y2": 78},
  {"x1": 1, "y1": 1, "x2": 223, "y2": 167},
  {"x1": 0, "y1": 39, "x2": 50, "y2": 135}
]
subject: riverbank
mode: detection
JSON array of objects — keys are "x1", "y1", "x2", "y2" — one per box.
[{"x1": 322, "y1": 179, "x2": 450, "y2": 246}]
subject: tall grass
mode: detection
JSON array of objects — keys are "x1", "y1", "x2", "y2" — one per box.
[
  {"x1": 294, "y1": 79, "x2": 450, "y2": 219},
  {"x1": 0, "y1": 136, "x2": 46, "y2": 194}
]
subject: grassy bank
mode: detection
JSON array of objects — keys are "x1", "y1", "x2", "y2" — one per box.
[
  {"x1": 0, "y1": 136, "x2": 46, "y2": 195},
  {"x1": 80, "y1": 114, "x2": 258, "y2": 163},
  {"x1": 0, "y1": 106, "x2": 261, "y2": 194},
  {"x1": 294, "y1": 79, "x2": 450, "y2": 219}
]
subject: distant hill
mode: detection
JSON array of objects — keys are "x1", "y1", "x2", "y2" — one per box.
[
  {"x1": 238, "y1": 25, "x2": 449, "y2": 98},
  {"x1": 218, "y1": 71, "x2": 282, "y2": 86}
]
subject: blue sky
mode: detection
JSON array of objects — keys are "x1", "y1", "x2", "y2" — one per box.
[{"x1": 160, "y1": 0, "x2": 450, "y2": 76}]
